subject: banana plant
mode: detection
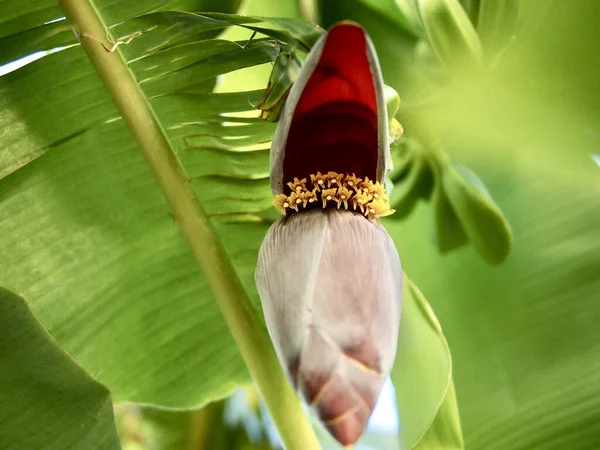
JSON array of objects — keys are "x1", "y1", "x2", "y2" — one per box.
[{"x1": 0, "y1": 0, "x2": 460, "y2": 449}]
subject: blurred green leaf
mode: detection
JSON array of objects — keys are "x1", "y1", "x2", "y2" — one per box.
[
  {"x1": 431, "y1": 158, "x2": 469, "y2": 253},
  {"x1": 393, "y1": 0, "x2": 425, "y2": 35},
  {"x1": 387, "y1": 154, "x2": 600, "y2": 448},
  {"x1": 388, "y1": 138, "x2": 414, "y2": 181},
  {"x1": 184, "y1": 0, "x2": 244, "y2": 13},
  {"x1": 139, "y1": 402, "x2": 269, "y2": 450},
  {"x1": 418, "y1": 0, "x2": 482, "y2": 69},
  {"x1": 441, "y1": 160, "x2": 512, "y2": 265},
  {"x1": 359, "y1": 0, "x2": 423, "y2": 37},
  {"x1": 139, "y1": 406, "x2": 222, "y2": 450},
  {"x1": 476, "y1": 0, "x2": 520, "y2": 56},
  {"x1": 457, "y1": 0, "x2": 479, "y2": 27},
  {"x1": 115, "y1": 389, "x2": 275, "y2": 450},
  {"x1": 385, "y1": 2, "x2": 600, "y2": 443},
  {"x1": 388, "y1": 139, "x2": 510, "y2": 264},
  {"x1": 0, "y1": 288, "x2": 120, "y2": 450},
  {"x1": 392, "y1": 275, "x2": 462, "y2": 449}
]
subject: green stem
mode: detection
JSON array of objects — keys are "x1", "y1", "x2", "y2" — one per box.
[{"x1": 57, "y1": 1, "x2": 320, "y2": 448}]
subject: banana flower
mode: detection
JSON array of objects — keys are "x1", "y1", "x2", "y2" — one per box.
[{"x1": 255, "y1": 22, "x2": 402, "y2": 446}]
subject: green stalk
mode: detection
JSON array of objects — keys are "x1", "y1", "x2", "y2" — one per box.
[{"x1": 57, "y1": 1, "x2": 320, "y2": 448}]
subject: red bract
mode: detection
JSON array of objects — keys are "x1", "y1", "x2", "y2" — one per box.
[
  {"x1": 270, "y1": 22, "x2": 390, "y2": 196},
  {"x1": 283, "y1": 23, "x2": 378, "y2": 190}
]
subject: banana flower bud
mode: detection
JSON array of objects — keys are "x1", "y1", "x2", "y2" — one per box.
[{"x1": 256, "y1": 22, "x2": 402, "y2": 446}]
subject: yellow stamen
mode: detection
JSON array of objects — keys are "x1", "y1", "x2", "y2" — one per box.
[
  {"x1": 326, "y1": 171, "x2": 343, "y2": 187},
  {"x1": 273, "y1": 193, "x2": 288, "y2": 209},
  {"x1": 287, "y1": 177, "x2": 307, "y2": 193},
  {"x1": 287, "y1": 192, "x2": 301, "y2": 212},
  {"x1": 321, "y1": 188, "x2": 337, "y2": 209},
  {"x1": 345, "y1": 173, "x2": 361, "y2": 189},
  {"x1": 337, "y1": 186, "x2": 351, "y2": 209},
  {"x1": 310, "y1": 172, "x2": 329, "y2": 192},
  {"x1": 272, "y1": 172, "x2": 394, "y2": 220}
]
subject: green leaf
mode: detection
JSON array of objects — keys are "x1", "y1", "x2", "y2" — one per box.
[
  {"x1": 0, "y1": 287, "x2": 120, "y2": 450},
  {"x1": 418, "y1": 0, "x2": 482, "y2": 69},
  {"x1": 0, "y1": 1, "x2": 291, "y2": 413},
  {"x1": 414, "y1": 382, "x2": 464, "y2": 449},
  {"x1": 477, "y1": 0, "x2": 520, "y2": 56},
  {"x1": 0, "y1": 20, "x2": 77, "y2": 67},
  {"x1": 0, "y1": 81, "x2": 252, "y2": 409},
  {"x1": 432, "y1": 159, "x2": 469, "y2": 253},
  {"x1": 200, "y1": 12, "x2": 323, "y2": 49},
  {"x1": 441, "y1": 161, "x2": 512, "y2": 265},
  {"x1": 392, "y1": 275, "x2": 463, "y2": 449},
  {"x1": 0, "y1": 47, "x2": 117, "y2": 179},
  {"x1": 0, "y1": 0, "x2": 64, "y2": 39},
  {"x1": 457, "y1": 0, "x2": 480, "y2": 27}
]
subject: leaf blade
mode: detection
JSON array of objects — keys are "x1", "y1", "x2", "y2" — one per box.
[
  {"x1": 0, "y1": 287, "x2": 120, "y2": 450},
  {"x1": 392, "y1": 275, "x2": 463, "y2": 449}
]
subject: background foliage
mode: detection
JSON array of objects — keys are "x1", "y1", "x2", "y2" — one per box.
[{"x1": 1, "y1": 0, "x2": 599, "y2": 449}]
